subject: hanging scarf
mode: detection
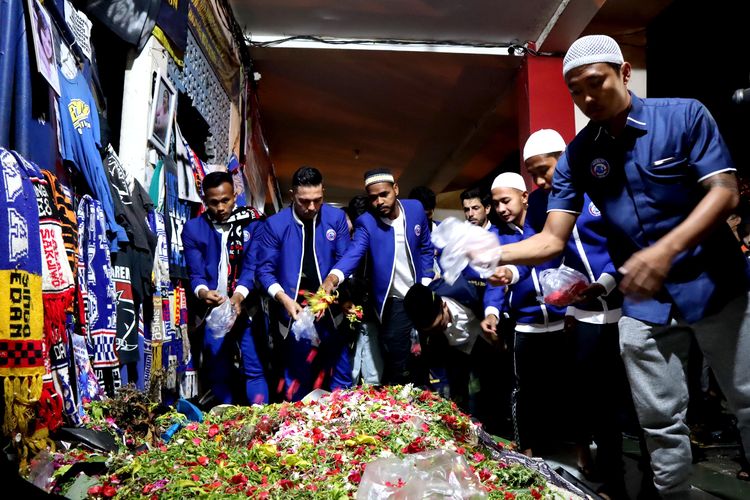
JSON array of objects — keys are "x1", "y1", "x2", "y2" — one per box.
[
  {"x1": 29, "y1": 167, "x2": 76, "y2": 434},
  {"x1": 175, "y1": 123, "x2": 202, "y2": 203},
  {"x1": 48, "y1": 328, "x2": 79, "y2": 427},
  {"x1": 163, "y1": 156, "x2": 191, "y2": 280},
  {"x1": 33, "y1": 171, "x2": 75, "y2": 344},
  {"x1": 138, "y1": 302, "x2": 151, "y2": 392},
  {"x1": 187, "y1": 144, "x2": 206, "y2": 195},
  {"x1": 77, "y1": 195, "x2": 119, "y2": 396},
  {"x1": 40, "y1": 171, "x2": 79, "y2": 426},
  {"x1": 0, "y1": 148, "x2": 45, "y2": 463},
  {"x1": 145, "y1": 208, "x2": 171, "y2": 399},
  {"x1": 71, "y1": 331, "x2": 104, "y2": 414},
  {"x1": 175, "y1": 285, "x2": 196, "y2": 398},
  {"x1": 227, "y1": 154, "x2": 247, "y2": 207},
  {"x1": 111, "y1": 251, "x2": 139, "y2": 365},
  {"x1": 47, "y1": 173, "x2": 78, "y2": 282},
  {"x1": 206, "y1": 206, "x2": 264, "y2": 295}
]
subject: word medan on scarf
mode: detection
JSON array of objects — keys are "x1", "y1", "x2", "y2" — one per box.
[{"x1": 10, "y1": 271, "x2": 33, "y2": 338}]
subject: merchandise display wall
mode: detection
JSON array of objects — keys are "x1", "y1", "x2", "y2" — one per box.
[{"x1": 168, "y1": 30, "x2": 232, "y2": 165}]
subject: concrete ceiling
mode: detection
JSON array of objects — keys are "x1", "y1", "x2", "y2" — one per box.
[
  {"x1": 229, "y1": 0, "x2": 673, "y2": 204},
  {"x1": 232, "y1": 0, "x2": 564, "y2": 45}
]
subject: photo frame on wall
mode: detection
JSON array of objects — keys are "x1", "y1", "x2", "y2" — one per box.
[
  {"x1": 28, "y1": 0, "x2": 61, "y2": 95},
  {"x1": 148, "y1": 70, "x2": 177, "y2": 155}
]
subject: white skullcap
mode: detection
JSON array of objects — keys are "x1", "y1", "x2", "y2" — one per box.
[
  {"x1": 563, "y1": 35, "x2": 623, "y2": 76},
  {"x1": 364, "y1": 170, "x2": 395, "y2": 187},
  {"x1": 523, "y1": 129, "x2": 566, "y2": 161},
  {"x1": 491, "y1": 172, "x2": 527, "y2": 192}
]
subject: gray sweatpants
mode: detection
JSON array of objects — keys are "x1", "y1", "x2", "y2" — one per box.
[{"x1": 619, "y1": 293, "x2": 750, "y2": 497}]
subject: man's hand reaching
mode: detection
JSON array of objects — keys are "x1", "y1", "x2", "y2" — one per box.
[
  {"x1": 322, "y1": 274, "x2": 339, "y2": 295},
  {"x1": 571, "y1": 283, "x2": 606, "y2": 304},
  {"x1": 277, "y1": 292, "x2": 303, "y2": 321},
  {"x1": 199, "y1": 289, "x2": 226, "y2": 307},
  {"x1": 618, "y1": 243, "x2": 674, "y2": 299},
  {"x1": 487, "y1": 266, "x2": 514, "y2": 287},
  {"x1": 229, "y1": 292, "x2": 244, "y2": 315}
]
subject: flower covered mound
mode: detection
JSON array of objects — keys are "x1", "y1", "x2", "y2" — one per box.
[{"x1": 42, "y1": 386, "x2": 582, "y2": 499}]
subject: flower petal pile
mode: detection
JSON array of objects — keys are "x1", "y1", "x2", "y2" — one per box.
[{"x1": 42, "y1": 386, "x2": 582, "y2": 499}]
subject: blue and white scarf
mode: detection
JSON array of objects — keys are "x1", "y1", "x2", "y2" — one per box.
[{"x1": 77, "y1": 195, "x2": 119, "y2": 396}]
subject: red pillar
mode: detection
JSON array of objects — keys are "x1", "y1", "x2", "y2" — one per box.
[{"x1": 517, "y1": 55, "x2": 576, "y2": 189}]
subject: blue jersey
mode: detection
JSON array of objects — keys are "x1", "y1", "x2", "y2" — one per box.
[
  {"x1": 58, "y1": 70, "x2": 127, "y2": 246},
  {"x1": 548, "y1": 92, "x2": 749, "y2": 324}
]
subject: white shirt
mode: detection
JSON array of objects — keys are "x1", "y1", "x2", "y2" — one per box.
[
  {"x1": 194, "y1": 222, "x2": 233, "y2": 299},
  {"x1": 383, "y1": 209, "x2": 415, "y2": 299},
  {"x1": 443, "y1": 297, "x2": 483, "y2": 354}
]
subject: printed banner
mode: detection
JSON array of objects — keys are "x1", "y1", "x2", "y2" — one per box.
[
  {"x1": 156, "y1": 0, "x2": 189, "y2": 53},
  {"x1": 187, "y1": 0, "x2": 241, "y2": 100}
]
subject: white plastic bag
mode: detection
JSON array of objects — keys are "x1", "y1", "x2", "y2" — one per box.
[
  {"x1": 357, "y1": 449, "x2": 487, "y2": 500},
  {"x1": 432, "y1": 217, "x2": 502, "y2": 285},
  {"x1": 291, "y1": 307, "x2": 321, "y2": 346},
  {"x1": 538, "y1": 265, "x2": 590, "y2": 307},
  {"x1": 205, "y1": 300, "x2": 237, "y2": 339}
]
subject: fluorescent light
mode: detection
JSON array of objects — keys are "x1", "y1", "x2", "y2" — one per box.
[{"x1": 247, "y1": 35, "x2": 523, "y2": 56}]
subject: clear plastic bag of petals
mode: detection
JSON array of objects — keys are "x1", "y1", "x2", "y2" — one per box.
[
  {"x1": 291, "y1": 307, "x2": 321, "y2": 346},
  {"x1": 538, "y1": 265, "x2": 590, "y2": 307},
  {"x1": 357, "y1": 449, "x2": 487, "y2": 500},
  {"x1": 205, "y1": 300, "x2": 237, "y2": 339},
  {"x1": 432, "y1": 217, "x2": 502, "y2": 285}
]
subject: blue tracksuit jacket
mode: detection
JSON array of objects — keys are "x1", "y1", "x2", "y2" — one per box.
[
  {"x1": 483, "y1": 222, "x2": 566, "y2": 328},
  {"x1": 182, "y1": 213, "x2": 261, "y2": 297},
  {"x1": 256, "y1": 204, "x2": 351, "y2": 324},
  {"x1": 332, "y1": 199, "x2": 435, "y2": 320},
  {"x1": 526, "y1": 189, "x2": 622, "y2": 317}
]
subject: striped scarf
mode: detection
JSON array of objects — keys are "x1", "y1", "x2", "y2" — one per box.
[
  {"x1": 77, "y1": 196, "x2": 119, "y2": 396},
  {"x1": 0, "y1": 149, "x2": 45, "y2": 464},
  {"x1": 176, "y1": 285, "x2": 196, "y2": 398},
  {"x1": 145, "y1": 208, "x2": 171, "y2": 399},
  {"x1": 46, "y1": 173, "x2": 78, "y2": 287},
  {"x1": 33, "y1": 172, "x2": 75, "y2": 344},
  {"x1": 205, "y1": 206, "x2": 264, "y2": 295},
  {"x1": 30, "y1": 168, "x2": 77, "y2": 433}
]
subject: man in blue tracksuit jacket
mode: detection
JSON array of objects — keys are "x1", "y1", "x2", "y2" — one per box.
[
  {"x1": 495, "y1": 36, "x2": 750, "y2": 496},
  {"x1": 323, "y1": 168, "x2": 435, "y2": 385},
  {"x1": 256, "y1": 166, "x2": 352, "y2": 401},
  {"x1": 480, "y1": 172, "x2": 567, "y2": 457},
  {"x1": 457, "y1": 186, "x2": 513, "y2": 435},
  {"x1": 524, "y1": 129, "x2": 630, "y2": 498},
  {"x1": 182, "y1": 171, "x2": 268, "y2": 405}
]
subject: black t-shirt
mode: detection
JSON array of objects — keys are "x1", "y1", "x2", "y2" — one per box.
[{"x1": 297, "y1": 218, "x2": 320, "y2": 302}]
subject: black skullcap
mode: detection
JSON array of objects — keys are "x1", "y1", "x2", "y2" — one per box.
[{"x1": 404, "y1": 284, "x2": 442, "y2": 330}]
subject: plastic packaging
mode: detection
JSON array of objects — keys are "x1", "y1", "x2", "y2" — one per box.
[
  {"x1": 205, "y1": 300, "x2": 237, "y2": 339},
  {"x1": 28, "y1": 450, "x2": 55, "y2": 492},
  {"x1": 538, "y1": 265, "x2": 590, "y2": 307},
  {"x1": 357, "y1": 449, "x2": 487, "y2": 499},
  {"x1": 291, "y1": 307, "x2": 321, "y2": 346},
  {"x1": 431, "y1": 218, "x2": 502, "y2": 285}
]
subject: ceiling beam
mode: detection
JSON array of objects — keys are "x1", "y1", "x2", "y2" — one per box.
[
  {"x1": 537, "y1": 0, "x2": 608, "y2": 52},
  {"x1": 246, "y1": 35, "x2": 525, "y2": 56}
]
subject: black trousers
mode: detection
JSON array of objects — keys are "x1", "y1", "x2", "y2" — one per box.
[
  {"x1": 380, "y1": 298, "x2": 427, "y2": 386},
  {"x1": 570, "y1": 320, "x2": 629, "y2": 488},
  {"x1": 470, "y1": 333, "x2": 514, "y2": 437},
  {"x1": 512, "y1": 328, "x2": 572, "y2": 452}
]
